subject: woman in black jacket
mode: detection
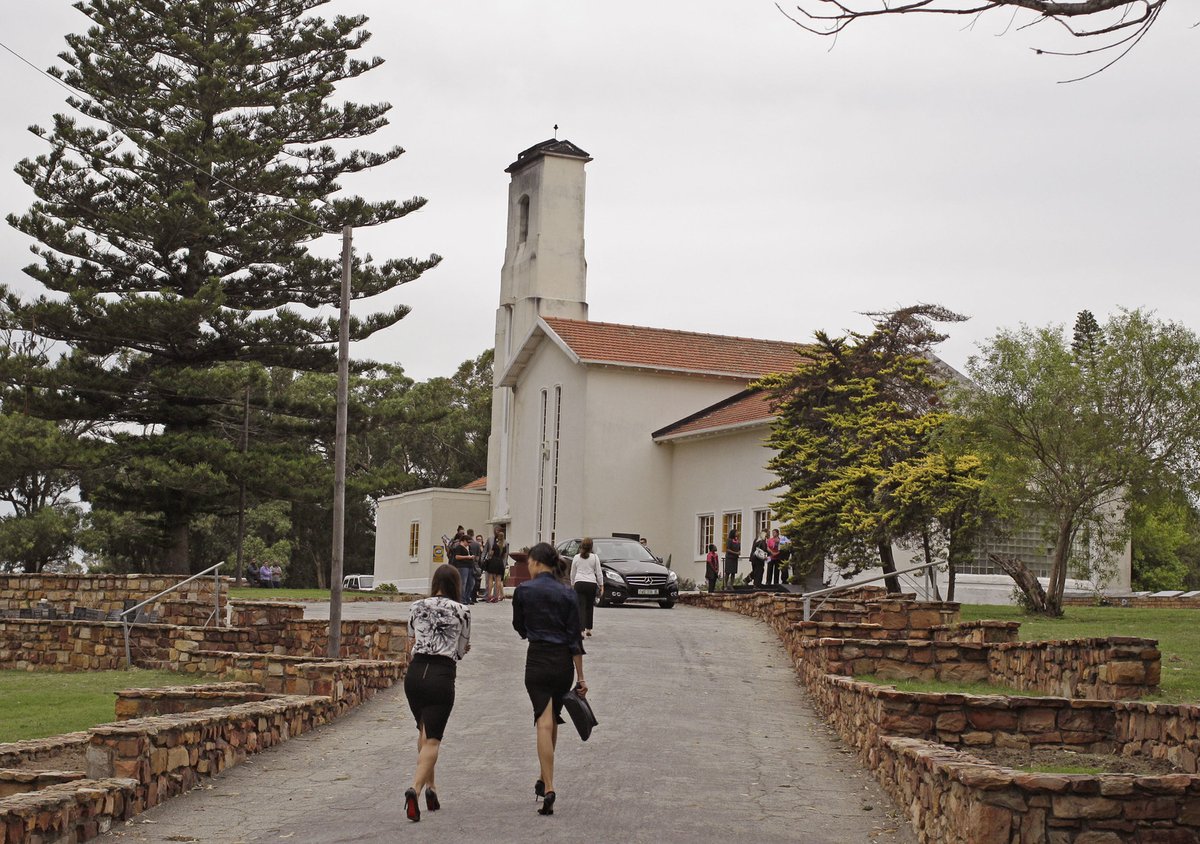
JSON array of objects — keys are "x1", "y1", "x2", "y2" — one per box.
[
  {"x1": 512, "y1": 542, "x2": 588, "y2": 816},
  {"x1": 722, "y1": 528, "x2": 741, "y2": 591}
]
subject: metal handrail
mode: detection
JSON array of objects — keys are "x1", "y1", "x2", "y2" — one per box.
[
  {"x1": 122, "y1": 561, "x2": 226, "y2": 668},
  {"x1": 800, "y1": 560, "x2": 942, "y2": 621}
]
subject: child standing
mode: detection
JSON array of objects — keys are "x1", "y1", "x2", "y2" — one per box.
[{"x1": 705, "y1": 544, "x2": 720, "y2": 593}]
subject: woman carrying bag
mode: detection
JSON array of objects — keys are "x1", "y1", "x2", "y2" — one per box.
[{"x1": 512, "y1": 543, "x2": 588, "y2": 817}]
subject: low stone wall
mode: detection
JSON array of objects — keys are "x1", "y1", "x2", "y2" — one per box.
[
  {"x1": 0, "y1": 734, "x2": 90, "y2": 770},
  {"x1": 85, "y1": 695, "x2": 335, "y2": 809},
  {"x1": 681, "y1": 592, "x2": 960, "y2": 638},
  {"x1": 175, "y1": 651, "x2": 403, "y2": 713},
  {"x1": 0, "y1": 770, "x2": 85, "y2": 799},
  {"x1": 229, "y1": 601, "x2": 306, "y2": 627},
  {"x1": 156, "y1": 599, "x2": 221, "y2": 627},
  {"x1": 796, "y1": 637, "x2": 992, "y2": 686},
  {"x1": 932, "y1": 620, "x2": 1021, "y2": 645},
  {"x1": 114, "y1": 683, "x2": 271, "y2": 720},
  {"x1": 990, "y1": 637, "x2": 1161, "y2": 701},
  {"x1": 0, "y1": 574, "x2": 221, "y2": 616},
  {"x1": 880, "y1": 736, "x2": 1200, "y2": 844},
  {"x1": 0, "y1": 617, "x2": 407, "y2": 672},
  {"x1": 0, "y1": 777, "x2": 138, "y2": 843},
  {"x1": 1064, "y1": 593, "x2": 1200, "y2": 610}
]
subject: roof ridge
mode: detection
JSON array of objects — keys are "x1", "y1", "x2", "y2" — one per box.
[{"x1": 542, "y1": 316, "x2": 805, "y2": 349}]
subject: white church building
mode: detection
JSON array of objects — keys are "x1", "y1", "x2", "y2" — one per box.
[{"x1": 373, "y1": 138, "x2": 1130, "y2": 603}]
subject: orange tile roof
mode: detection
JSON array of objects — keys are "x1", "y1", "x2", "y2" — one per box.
[
  {"x1": 461, "y1": 476, "x2": 487, "y2": 490},
  {"x1": 542, "y1": 317, "x2": 804, "y2": 379},
  {"x1": 653, "y1": 390, "x2": 776, "y2": 440}
]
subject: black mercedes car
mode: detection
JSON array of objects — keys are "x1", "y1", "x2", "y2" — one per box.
[{"x1": 555, "y1": 537, "x2": 679, "y2": 609}]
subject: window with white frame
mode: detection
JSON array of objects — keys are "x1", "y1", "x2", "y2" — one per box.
[
  {"x1": 721, "y1": 512, "x2": 742, "y2": 553},
  {"x1": 697, "y1": 514, "x2": 715, "y2": 555},
  {"x1": 753, "y1": 509, "x2": 772, "y2": 543},
  {"x1": 408, "y1": 522, "x2": 420, "y2": 559}
]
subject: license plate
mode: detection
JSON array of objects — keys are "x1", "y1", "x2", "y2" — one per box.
[{"x1": 637, "y1": 588, "x2": 659, "y2": 596}]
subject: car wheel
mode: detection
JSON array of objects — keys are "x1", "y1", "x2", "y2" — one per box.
[{"x1": 658, "y1": 600, "x2": 675, "y2": 609}]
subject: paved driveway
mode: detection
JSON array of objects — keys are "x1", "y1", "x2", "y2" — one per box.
[{"x1": 100, "y1": 599, "x2": 915, "y2": 843}]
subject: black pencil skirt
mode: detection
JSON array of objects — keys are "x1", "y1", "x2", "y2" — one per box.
[
  {"x1": 524, "y1": 641, "x2": 573, "y2": 725},
  {"x1": 405, "y1": 653, "x2": 457, "y2": 741}
]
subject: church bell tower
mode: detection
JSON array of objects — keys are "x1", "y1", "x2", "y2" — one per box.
[{"x1": 487, "y1": 138, "x2": 592, "y2": 525}]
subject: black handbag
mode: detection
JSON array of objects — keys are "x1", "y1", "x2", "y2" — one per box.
[{"x1": 562, "y1": 688, "x2": 598, "y2": 741}]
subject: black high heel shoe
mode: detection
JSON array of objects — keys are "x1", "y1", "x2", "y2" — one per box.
[
  {"x1": 404, "y1": 787, "x2": 420, "y2": 822},
  {"x1": 538, "y1": 791, "x2": 556, "y2": 816},
  {"x1": 425, "y1": 788, "x2": 440, "y2": 812},
  {"x1": 534, "y1": 779, "x2": 545, "y2": 800}
]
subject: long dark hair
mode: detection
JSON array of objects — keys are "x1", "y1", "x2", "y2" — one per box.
[
  {"x1": 580, "y1": 537, "x2": 594, "y2": 559},
  {"x1": 529, "y1": 542, "x2": 569, "y2": 582},
  {"x1": 430, "y1": 564, "x2": 461, "y2": 600}
]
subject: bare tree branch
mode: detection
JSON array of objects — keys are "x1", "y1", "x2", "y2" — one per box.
[{"x1": 777, "y1": 0, "x2": 1171, "y2": 77}]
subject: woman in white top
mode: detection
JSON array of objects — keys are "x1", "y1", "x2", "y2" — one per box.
[
  {"x1": 403, "y1": 564, "x2": 471, "y2": 822},
  {"x1": 570, "y1": 537, "x2": 604, "y2": 637}
]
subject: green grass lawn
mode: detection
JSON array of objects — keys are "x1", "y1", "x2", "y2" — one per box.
[
  {"x1": 227, "y1": 587, "x2": 418, "y2": 601},
  {"x1": 960, "y1": 603, "x2": 1200, "y2": 704},
  {"x1": 0, "y1": 669, "x2": 204, "y2": 743}
]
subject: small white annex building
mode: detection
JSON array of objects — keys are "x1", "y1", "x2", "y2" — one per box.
[{"x1": 374, "y1": 138, "x2": 1131, "y2": 602}]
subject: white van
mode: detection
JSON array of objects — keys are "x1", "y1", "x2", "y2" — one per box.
[{"x1": 342, "y1": 574, "x2": 375, "y2": 591}]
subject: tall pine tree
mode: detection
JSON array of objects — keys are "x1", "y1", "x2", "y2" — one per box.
[{"x1": 1, "y1": 0, "x2": 439, "y2": 572}]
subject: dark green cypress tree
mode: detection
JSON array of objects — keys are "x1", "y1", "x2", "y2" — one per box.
[{"x1": 1, "y1": 0, "x2": 439, "y2": 572}]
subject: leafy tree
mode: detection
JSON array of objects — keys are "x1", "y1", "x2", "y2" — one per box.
[
  {"x1": 956, "y1": 309, "x2": 1200, "y2": 615},
  {"x1": 760, "y1": 305, "x2": 967, "y2": 592},
  {"x1": 1, "y1": 0, "x2": 439, "y2": 573},
  {"x1": 1129, "y1": 490, "x2": 1200, "y2": 592}
]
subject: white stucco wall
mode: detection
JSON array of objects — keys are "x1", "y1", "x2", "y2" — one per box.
[
  {"x1": 660, "y1": 424, "x2": 779, "y2": 585},
  {"x1": 504, "y1": 341, "x2": 586, "y2": 549},
  {"x1": 373, "y1": 489, "x2": 489, "y2": 592}
]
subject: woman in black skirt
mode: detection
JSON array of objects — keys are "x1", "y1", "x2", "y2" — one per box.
[
  {"x1": 512, "y1": 542, "x2": 588, "y2": 817},
  {"x1": 403, "y1": 564, "x2": 471, "y2": 822}
]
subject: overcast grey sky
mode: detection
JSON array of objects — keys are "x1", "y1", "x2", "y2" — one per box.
[{"x1": 1, "y1": 1, "x2": 1197, "y2": 381}]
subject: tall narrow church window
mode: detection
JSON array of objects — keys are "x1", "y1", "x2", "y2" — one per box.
[
  {"x1": 535, "y1": 388, "x2": 548, "y2": 539},
  {"x1": 517, "y1": 195, "x2": 530, "y2": 244},
  {"x1": 408, "y1": 522, "x2": 420, "y2": 559},
  {"x1": 549, "y1": 386, "x2": 562, "y2": 543}
]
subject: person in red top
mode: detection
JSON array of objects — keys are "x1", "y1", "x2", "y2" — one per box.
[
  {"x1": 704, "y1": 544, "x2": 719, "y2": 593},
  {"x1": 766, "y1": 529, "x2": 783, "y2": 586}
]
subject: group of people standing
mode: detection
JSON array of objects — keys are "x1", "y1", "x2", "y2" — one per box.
[
  {"x1": 401, "y1": 543, "x2": 589, "y2": 822},
  {"x1": 705, "y1": 528, "x2": 789, "y2": 591},
  {"x1": 447, "y1": 526, "x2": 509, "y2": 604}
]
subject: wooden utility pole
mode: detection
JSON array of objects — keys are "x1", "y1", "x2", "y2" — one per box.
[
  {"x1": 234, "y1": 383, "x2": 250, "y2": 587},
  {"x1": 328, "y1": 226, "x2": 351, "y2": 658}
]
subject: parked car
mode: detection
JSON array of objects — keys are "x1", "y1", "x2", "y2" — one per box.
[
  {"x1": 555, "y1": 537, "x2": 679, "y2": 608},
  {"x1": 342, "y1": 574, "x2": 374, "y2": 591}
]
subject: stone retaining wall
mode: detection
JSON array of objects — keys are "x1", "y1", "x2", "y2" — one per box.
[
  {"x1": 114, "y1": 683, "x2": 271, "y2": 720},
  {"x1": 1064, "y1": 594, "x2": 1200, "y2": 610},
  {"x1": 0, "y1": 735, "x2": 90, "y2": 770},
  {"x1": 0, "y1": 770, "x2": 85, "y2": 799},
  {"x1": 229, "y1": 601, "x2": 306, "y2": 626},
  {"x1": 174, "y1": 651, "x2": 403, "y2": 713},
  {"x1": 0, "y1": 617, "x2": 407, "y2": 672},
  {"x1": 880, "y1": 736, "x2": 1200, "y2": 844},
  {"x1": 0, "y1": 574, "x2": 221, "y2": 616},
  {"x1": 85, "y1": 696, "x2": 335, "y2": 810},
  {"x1": 990, "y1": 637, "x2": 1162, "y2": 701},
  {"x1": 0, "y1": 777, "x2": 138, "y2": 843}
]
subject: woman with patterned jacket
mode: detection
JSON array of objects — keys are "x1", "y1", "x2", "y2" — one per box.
[{"x1": 403, "y1": 564, "x2": 472, "y2": 822}]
